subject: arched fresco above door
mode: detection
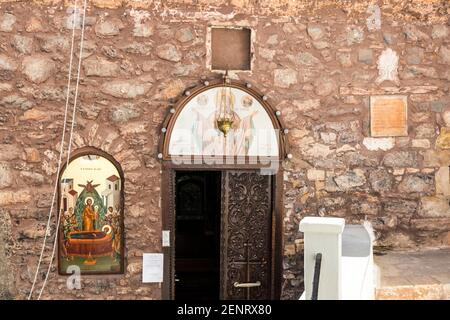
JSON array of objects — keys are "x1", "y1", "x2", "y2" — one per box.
[
  {"x1": 58, "y1": 148, "x2": 124, "y2": 275},
  {"x1": 161, "y1": 80, "x2": 287, "y2": 161}
]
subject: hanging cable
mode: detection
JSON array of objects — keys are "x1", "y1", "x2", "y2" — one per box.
[
  {"x1": 36, "y1": 0, "x2": 89, "y2": 300},
  {"x1": 28, "y1": 0, "x2": 79, "y2": 300}
]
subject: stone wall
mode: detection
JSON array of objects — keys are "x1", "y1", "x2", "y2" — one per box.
[{"x1": 0, "y1": 0, "x2": 449, "y2": 300}]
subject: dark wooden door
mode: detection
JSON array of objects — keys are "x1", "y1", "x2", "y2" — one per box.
[{"x1": 220, "y1": 171, "x2": 273, "y2": 299}]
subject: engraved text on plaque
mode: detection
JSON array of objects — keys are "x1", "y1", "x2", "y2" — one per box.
[{"x1": 370, "y1": 95, "x2": 407, "y2": 137}]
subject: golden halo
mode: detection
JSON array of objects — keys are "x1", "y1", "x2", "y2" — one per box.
[
  {"x1": 241, "y1": 95, "x2": 253, "y2": 108},
  {"x1": 197, "y1": 94, "x2": 208, "y2": 106},
  {"x1": 102, "y1": 225, "x2": 112, "y2": 235}
]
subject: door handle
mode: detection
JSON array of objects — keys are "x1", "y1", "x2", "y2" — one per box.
[{"x1": 233, "y1": 281, "x2": 261, "y2": 288}]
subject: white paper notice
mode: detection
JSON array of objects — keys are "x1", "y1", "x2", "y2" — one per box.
[
  {"x1": 162, "y1": 230, "x2": 170, "y2": 247},
  {"x1": 142, "y1": 253, "x2": 164, "y2": 283}
]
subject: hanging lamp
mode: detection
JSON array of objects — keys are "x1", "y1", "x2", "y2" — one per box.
[{"x1": 215, "y1": 71, "x2": 235, "y2": 137}]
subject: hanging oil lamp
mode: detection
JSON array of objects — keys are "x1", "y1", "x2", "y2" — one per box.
[{"x1": 215, "y1": 71, "x2": 235, "y2": 137}]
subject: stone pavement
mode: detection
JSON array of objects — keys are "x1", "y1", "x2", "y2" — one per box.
[{"x1": 375, "y1": 248, "x2": 450, "y2": 300}]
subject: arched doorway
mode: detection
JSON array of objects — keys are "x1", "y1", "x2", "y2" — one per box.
[{"x1": 160, "y1": 79, "x2": 287, "y2": 300}]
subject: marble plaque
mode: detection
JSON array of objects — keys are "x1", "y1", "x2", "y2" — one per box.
[{"x1": 370, "y1": 95, "x2": 407, "y2": 137}]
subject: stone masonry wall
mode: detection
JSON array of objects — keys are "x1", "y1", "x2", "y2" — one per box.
[{"x1": 0, "y1": 0, "x2": 449, "y2": 300}]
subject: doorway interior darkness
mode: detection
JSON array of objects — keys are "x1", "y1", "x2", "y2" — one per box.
[{"x1": 175, "y1": 171, "x2": 221, "y2": 300}]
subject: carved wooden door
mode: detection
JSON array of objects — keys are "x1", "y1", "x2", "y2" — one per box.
[{"x1": 220, "y1": 171, "x2": 273, "y2": 300}]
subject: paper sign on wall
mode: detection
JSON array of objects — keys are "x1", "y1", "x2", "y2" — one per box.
[
  {"x1": 162, "y1": 230, "x2": 170, "y2": 247},
  {"x1": 142, "y1": 253, "x2": 163, "y2": 283}
]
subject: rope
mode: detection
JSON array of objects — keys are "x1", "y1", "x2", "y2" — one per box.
[
  {"x1": 37, "y1": 0, "x2": 89, "y2": 300},
  {"x1": 27, "y1": 0, "x2": 79, "y2": 300}
]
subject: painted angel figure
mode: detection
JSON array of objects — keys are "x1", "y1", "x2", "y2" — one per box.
[
  {"x1": 190, "y1": 107, "x2": 218, "y2": 155},
  {"x1": 229, "y1": 109, "x2": 258, "y2": 156}
]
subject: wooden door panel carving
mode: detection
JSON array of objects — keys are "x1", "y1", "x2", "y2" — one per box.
[
  {"x1": 224, "y1": 263, "x2": 269, "y2": 299},
  {"x1": 221, "y1": 171, "x2": 273, "y2": 300}
]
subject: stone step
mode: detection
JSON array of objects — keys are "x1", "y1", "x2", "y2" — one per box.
[
  {"x1": 376, "y1": 284, "x2": 450, "y2": 300},
  {"x1": 374, "y1": 248, "x2": 450, "y2": 300}
]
